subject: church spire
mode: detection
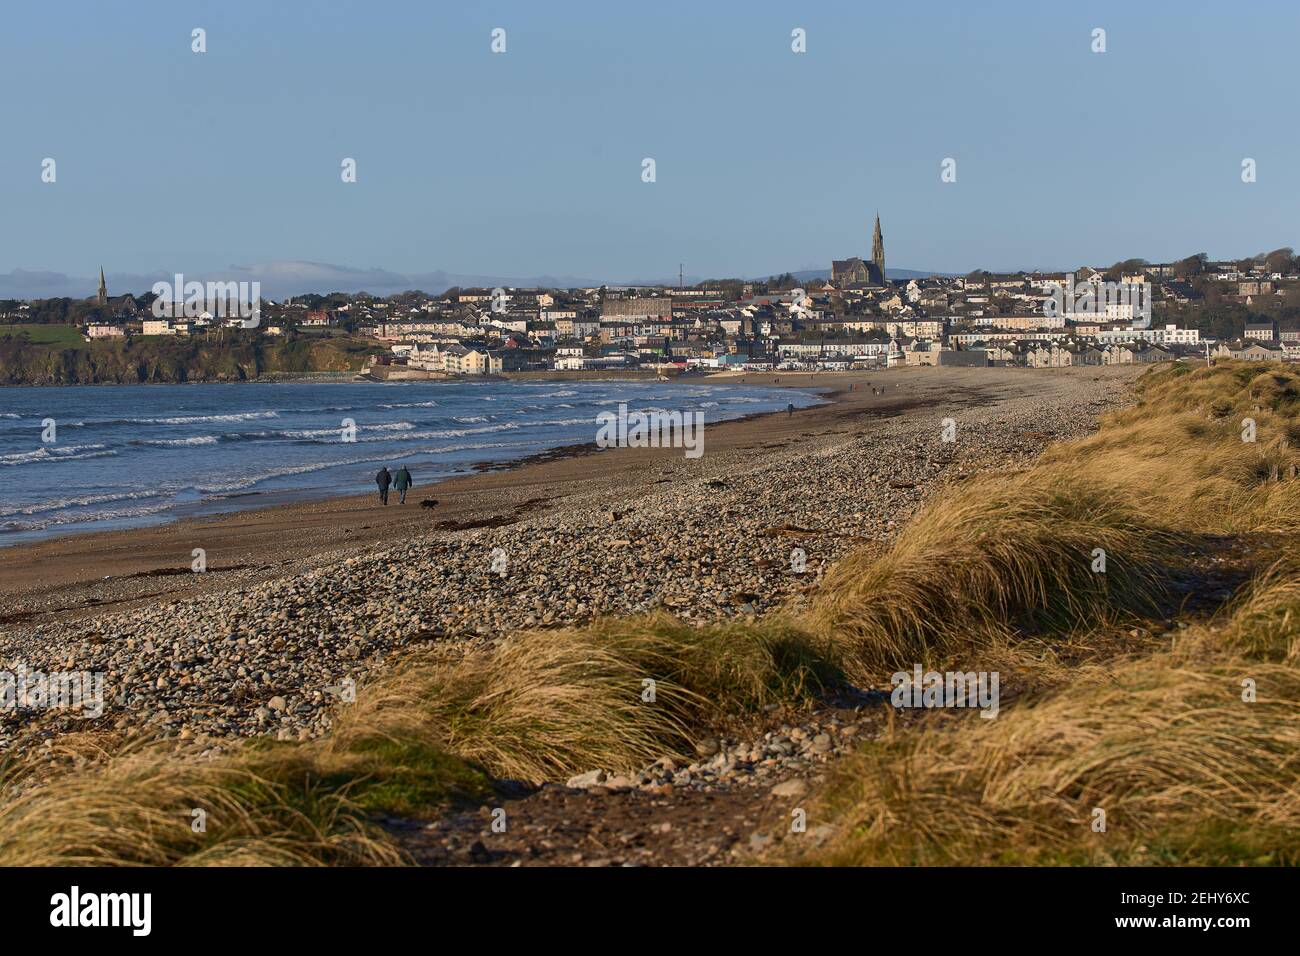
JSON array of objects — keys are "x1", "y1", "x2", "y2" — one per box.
[
  {"x1": 871, "y1": 213, "x2": 885, "y2": 284},
  {"x1": 97, "y1": 266, "x2": 108, "y2": 306}
]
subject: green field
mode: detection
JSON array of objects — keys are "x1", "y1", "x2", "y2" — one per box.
[{"x1": 0, "y1": 324, "x2": 85, "y2": 346}]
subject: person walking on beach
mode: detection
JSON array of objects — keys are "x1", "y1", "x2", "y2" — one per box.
[
  {"x1": 375, "y1": 466, "x2": 391, "y2": 506},
  {"x1": 787, "y1": 402, "x2": 794, "y2": 417},
  {"x1": 394, "y1": 465, "x2": 413, "y2": 505}
]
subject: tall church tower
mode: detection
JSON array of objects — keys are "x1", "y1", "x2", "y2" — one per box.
[
  {"x1": 96, "y1": 266, "x2": 108, "y2": 306},
  {"x1": 871, "y1": 214, "x2": 885, "y2": 283}
]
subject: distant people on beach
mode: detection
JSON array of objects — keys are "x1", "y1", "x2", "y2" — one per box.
[
  {"x1": 375, "y1": 467, "x2": 391, "y2": 506},
  {"x1": 394, "y1": 465, "x2": 413, "y2": 504},
  {"x1": 787, "y1": 402, "x2": 794, "y2": 417}
]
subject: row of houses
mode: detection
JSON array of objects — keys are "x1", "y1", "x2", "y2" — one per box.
[{"x1": 391, "y1": 341, "x2": 528, "y2": 375}]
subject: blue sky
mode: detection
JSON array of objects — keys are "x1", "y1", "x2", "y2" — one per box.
[{"x1": 1, "y1": 0, "x2": 1296, "y2": 295}]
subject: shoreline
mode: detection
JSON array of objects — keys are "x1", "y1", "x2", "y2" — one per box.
[
  {"x1": 0, "y1": 368, "x2": 1135, "y2": 632},
  {"x1": 0, "y1": 371, "x2": 866, "y2": 622},
  {"x1": 0, "y1": 374, "x2": 832, "y2": 551}
]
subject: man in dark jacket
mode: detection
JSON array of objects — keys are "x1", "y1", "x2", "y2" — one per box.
[
  {"x1": 393, "y1": 465, "x2": 413, "y2": 504},
  {"x1": 376, "y1": 467, "x2": 391, "y2": 505}
]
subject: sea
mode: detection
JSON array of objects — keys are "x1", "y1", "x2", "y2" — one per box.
[{"x1": 0, "y1": 379, "x2": 824, "y2": 544}]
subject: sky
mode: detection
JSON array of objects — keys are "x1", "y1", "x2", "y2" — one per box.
[{"x1": 2, "y1": 0, "x2": 1297, "y2": 297}]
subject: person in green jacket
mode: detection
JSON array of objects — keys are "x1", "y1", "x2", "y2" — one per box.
[{"x1": 393, "y1": 465, "x2": 413, "y2": 504}]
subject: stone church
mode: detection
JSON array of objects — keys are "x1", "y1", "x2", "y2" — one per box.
[{"x1": 832, "y1": 214, "x2": 887, "y2": 287}]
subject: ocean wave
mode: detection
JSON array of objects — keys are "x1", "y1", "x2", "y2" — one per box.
[
  {"x1": 0, "y1": 444, "x2": 118, "y2": 466},
  {"x1": 293, "y1": 422, "x2": 523, "y2": 444},
  {"x1": 282, "y1": 404, "x2": 362, "y2": 414},
  {"x1": 0, "y1": 489, "x2": 168, "y2": 519},
  {"x1": 134, "y1": 435, "x2": 220, "y2": 447},
  {"x1": 193, "y1": 456, "x2": 387, "y2": 494},
  {"x1": 404, "y1": 422, "x2": 520, "y2": 440},
  {"x1": 414, "y1": 439, "x2": 545, "y2": 457},
  {"x1": 378, "y1": 400, "x2": 440, "y2": 409},
  {"x1": 535, "y1": 417, "x2": 595, "y2": 427},
  {"x1": 280, "y1": 422, "x2": 416, "y2": 439},
  {"x1": 0, "y1": 497, "x2": 176, "y2": 533},
  {"x1": 135, "y1": 411, "x2": 281, "y2": 425}
]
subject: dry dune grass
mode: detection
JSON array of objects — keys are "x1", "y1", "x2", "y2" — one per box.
[
  {"x1": 0, "y1": 660, "x2": 503, "y2": 866},
  {"x1": 343, "y1": 613, "x2": 838, "y2": 783},
  {"x1": 1043, "y1": 363, "x2": 1300, "y2": 533},
  {"x1": 807, "y1": 473, "x2": 1180, "y2": 681},
  {"x1": 0, "y1": 736, "x2": 409, "y2": 866},
  {"x1": 1179, "y1": 558, "x2": 1300, "y2": 664},
  {"x1": 789, "y1": 590, "x2": 1300, "y2": 866}
]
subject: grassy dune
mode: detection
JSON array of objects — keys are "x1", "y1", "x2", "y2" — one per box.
[
  {"x1": 785, "y1": 361, "x2": 1300, "y2": 865},
  {"x1": 2, "y1": 360, "x2": 1298, "y2": 866},
  {"x1": 791, "y1": 599, "x2": 1300, "y2": 866},
  {"x1": 808, "y1": 475, "x2": 1181, "y2": 682}
]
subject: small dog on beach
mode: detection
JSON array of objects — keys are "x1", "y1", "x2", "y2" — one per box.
[{"x1": 420, "y1": 499, "x2": 439, "y2": 510}]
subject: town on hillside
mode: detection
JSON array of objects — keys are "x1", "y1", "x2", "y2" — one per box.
[{"x1": 5, "y1": 224, "x2": 1300, "y2": 378}]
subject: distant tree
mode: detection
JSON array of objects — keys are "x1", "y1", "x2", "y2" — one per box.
[
  {"x1": 1173, "y1": 253, "x2": 1209, "y2": 277},
  {"x1": 1103, "y1": 258, "x2": 1149, "y2": 281},
  {"x1": 1263, "y1": 248, "x2": 1296, "y2": 275}
]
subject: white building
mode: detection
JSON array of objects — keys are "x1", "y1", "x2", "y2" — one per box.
[{"x1": 1095, "y1": 325, "x2": 1199, "y2": 346}]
